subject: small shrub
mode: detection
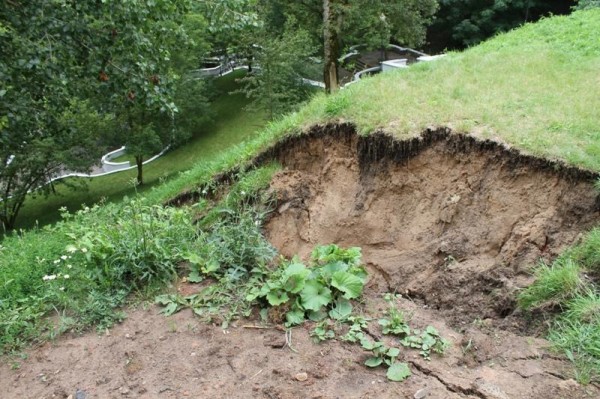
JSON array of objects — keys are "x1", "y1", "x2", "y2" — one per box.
[
  {"x1": 189, "y1": 206, "x2": 276, "y2": 281},
  {"x1": 248, "y1": 245, "x2": 367, "y2": 326}
]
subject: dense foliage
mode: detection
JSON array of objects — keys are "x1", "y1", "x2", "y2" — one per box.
[
  {"x1": 0, "y1": 2, "x2": 107, "y2": 230},
  {"x1": 0, "y1": 198, "x2": 196, "y2": 353},
  {"x1": 427, "y1": 0, "x2": 572, "y2": 50},
  {"x1": 258, "y1": 0, "x2": 438, "y2": 92},
  {"x1": 0, "y1": 0, "x2": 201, "y2": 230}
]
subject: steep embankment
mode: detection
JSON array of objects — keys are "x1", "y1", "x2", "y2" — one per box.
[{"x1": 263, "y1": 125, "x2": 599, "y2": 330}]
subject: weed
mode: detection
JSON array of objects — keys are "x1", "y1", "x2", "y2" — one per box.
[
  {"x1": 311, "y1": 320, "x2": 335, "y2": 342},
  {"x1": 361, "y1": 338, "x2": 411, "y2": 382},
  {"x1": 564, "y1": 290, "x2": 600, "y2": 323},
  {"x1": 549, "y1": 318, "x2": 600, "y2": 383},
  {"x1": 518, "y1": 259, "x2": 583, "y2": 309},
  {"x1": 324, "y1": 93, "x2": 351, "y2": 117},
  {"x1": 520, "y1": 228, "x2": 600, "y2": 384},
  {"x1": 249, "y1": 245, "x2": 367, "y2": 327},
  {"x1": 341, "y1": 315, "x2": 369, "y2": 343},
  {"x1": 191, "y1": 206, "x2": 276, "y2": 281},
  {"x1": 378, "y1": 295, "x2": 410, "y2": 336},
  {"x1": 400, "y1": 326, "x2": 450, "y2": 361},
  {"x1": 568, "y1": 227, "x2": 600, "y2": 274}
]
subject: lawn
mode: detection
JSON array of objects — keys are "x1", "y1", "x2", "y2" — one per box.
[{"x1": 13, "y1": 70, "x2": 267, "y2": 230}]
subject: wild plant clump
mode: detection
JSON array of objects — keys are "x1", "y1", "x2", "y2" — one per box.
[
  {"x1": 0, "y1": 198, "x2": 198, "y2": 353},
  {"x1": 519, "y1": 227, "x2": 600, "y2": 384}
]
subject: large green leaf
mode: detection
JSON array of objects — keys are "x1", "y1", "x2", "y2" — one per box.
[
  {"x1": 283, "y1": 262, "x2": 310, "y2": 293},
  {"x1": 285, "y1": 308, "x2": 305, "y2": 326},
  {"x1": 386, "y1": 362, "x2": 411, "y2": 382},
  {"x1": 307, "y1": 309, "x2": 328, "y2": 321},
  {"x1": 300, "y1": 280, "x2": 332, "y2": 311},
  {"x1": 320, "y1": 261, "x2": 348, "y2": 281},
  {"x1": 331, "y1": 271, "x2": 364, "y2": 299},
  {"x1": 187, "y1": 269, "x2": 203, "y2": 283},
  {"x1": 387, "y1": 347, "x2": 401, "y2": 358},
  {"x1": 329, "y1": 298, "x2": 353, "y2": 320},
  {"x1": 266, "y1": 290, "x2": 289, "y2": 306},
  {"x1": 364, "y1": 357, "x2": 383, "y2": 367}
]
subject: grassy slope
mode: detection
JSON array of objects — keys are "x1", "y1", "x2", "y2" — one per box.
[
  {"x1": 292, "y1": 9, "x2": 600, "y2": 169},
  {"x1": 149, "y1": 10, "x2": 600, "y2": 206},
  {"x1": 13, "y1": 70, "x2": 266, "y2": 230}
]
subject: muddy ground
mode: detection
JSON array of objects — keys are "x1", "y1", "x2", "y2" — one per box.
[{"x1": 2, "y1": 126, "x2": 600, "y2": 398}]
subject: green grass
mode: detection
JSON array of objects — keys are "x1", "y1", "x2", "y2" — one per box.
[
  {"x1": 0, "y1": 164, "x2": 280, "y2": 354},
  {"x1": 518, "y1": 259, "x2": 583, "y2": 309},
  {"x1": 519, "y1": 228, "x2": 600, "y2": 383},
  {"x1": 284, "y1": 9, "x2": 600, "y2": 170},
  {"x1": 13, "y1": 70, "x2": 267, "y2": 230}
]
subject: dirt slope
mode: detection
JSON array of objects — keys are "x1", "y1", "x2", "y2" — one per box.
[
  {"x1": 1, "y1": 126, "x2": 599, "y2": 399},
  {"x1": 265, "y1": 127, "x2": 599, "y2": 329}
]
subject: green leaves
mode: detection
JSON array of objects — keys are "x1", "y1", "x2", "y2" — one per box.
[
  {"x1": 361, "y1": 337, "x2": 408, "y2": 380},
  {"x1": 255, "y1": 244, "x2": 367, "y2": 326},
  {"x1": 329, "y1": 298, "x2": 353, "y2": 320},
  {"x1": 285, "y1": 308, "x2": 305, "y2": 326},
  {"x1": 331, "y1": 271, "x2": 364, "y2": 299},
  {"x1": 400, "y1": 326, "x2": 450, "y2": 360},
  {"x1": 386, "y1": 363, "x2": 411, "y2": 382},
  {"x1": 283, "y1": 262, "x2": 310, "y2": 294},
  {"x1": 312, "y1": 244, "x2": 362, "y2": 266},
  {"x1": 365, "y1": 357, "x2": 383, "y2": 367},
  {"x1": 266, "y1": 290, "x2": 289, "y2": 306},
  {"x1": 301, "y1": 281, "x2": 332, "y2": 311}
]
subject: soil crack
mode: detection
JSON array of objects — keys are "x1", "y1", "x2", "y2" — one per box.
[{"x1": 408, "y1": 361, "x2": 487, "y2": 399}]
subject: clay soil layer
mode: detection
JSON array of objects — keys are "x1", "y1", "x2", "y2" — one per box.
[{"x1": 2, "y1": 126, "x2": 600, "y2": 398}]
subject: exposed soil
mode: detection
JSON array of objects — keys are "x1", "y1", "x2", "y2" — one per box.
[
  {"x1": 264, "y1": 127, "x2": 600, "y2": 331},
  {"x1": 2, "y1": 125, "x2": 600, "y2": 398}
]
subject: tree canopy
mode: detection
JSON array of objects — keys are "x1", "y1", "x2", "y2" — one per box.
[{"x1": 0, "y1": 0, "x2": 196, "y2": 230}]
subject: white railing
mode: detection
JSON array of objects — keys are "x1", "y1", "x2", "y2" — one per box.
[{"x1": 101, "y1": 146, "x2": 130, "y2": 173}]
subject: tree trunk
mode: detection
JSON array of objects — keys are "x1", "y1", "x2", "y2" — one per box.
[
  {"x1": 323, "y1": 0, "x2": 339, "y2": 93},
  {"x1": 135, "y1": 155, "x2": 144, "y2": 185}
]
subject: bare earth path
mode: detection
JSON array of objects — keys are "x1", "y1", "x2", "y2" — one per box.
[{"x1": 0, "y1": 293, "x2": 597, "y2": 399}]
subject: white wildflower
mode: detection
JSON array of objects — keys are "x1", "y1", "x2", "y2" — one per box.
[
  {"x1": 42, "y1": 274, "x2": 57, "y2": 281},
  {"x1": 53, "y1": 259, "x2": 60, "y2": 264},
  {"x1": 60, "y1": 255, "x2": 67, "y2": 260},
  {"x1": 241, "y1": 191, "x2": 246, "y2": 196},
  {"x1": 59, "y1": 287, "x2": 65, "y2": 291},
  {"x1": 66, "y1": 264, "x2": 72, "y2": 269},
  {"x1": 66, "y1": 245, "x2": 78, "y2": 253},
  {"x1": 81, "y1": 248, "x2": 88, "y2": 253},
  {"x1": 63, "y1": 274, "x2": 70, "y2": 279}
]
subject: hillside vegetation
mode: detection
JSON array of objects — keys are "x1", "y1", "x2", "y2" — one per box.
[{"x1": 1, "y1": 8, "x2": 600, "y2": 383}]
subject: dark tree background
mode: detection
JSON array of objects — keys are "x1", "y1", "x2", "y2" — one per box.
[{"x1": 426, "y1": 0, "x2": 573, "y2": 52}]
